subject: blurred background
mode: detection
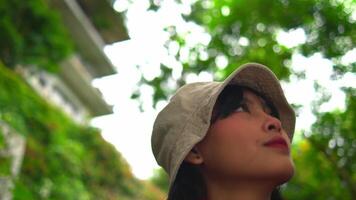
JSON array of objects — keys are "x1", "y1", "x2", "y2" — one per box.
[{"x1": 0, "y1": 0, "x2": 355, "y2": 199}]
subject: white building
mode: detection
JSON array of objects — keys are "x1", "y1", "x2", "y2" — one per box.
[{"x1": 23, "y1": 0, "x2": 129, "y2": 123}]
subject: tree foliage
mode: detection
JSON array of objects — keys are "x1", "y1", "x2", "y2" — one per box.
[
  {"x1": 0, "y1": 1, "x2": 166, "y2": 198},
  {"x1": 146, "y1": 0, "x2": 356, "y2": 199},
  {"x1": 0, "y1": 0, "x2": 73, "y2": 72},
  {"x1": 0, "y1": 61, "x2": 163, "y2": 199},
  {"x1": 150, "y1": 167, "x2": 170, "y2": 193},
  {"x1": 285, "y1": 87, "x2": 356, "y2": 199},
  {"x1": 143, "y1": 0, "x2": 356, "y2": 104}
]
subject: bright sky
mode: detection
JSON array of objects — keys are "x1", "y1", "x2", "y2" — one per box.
[{"x1": 90, "y1": 0, "x2": 356, "y2": 180}]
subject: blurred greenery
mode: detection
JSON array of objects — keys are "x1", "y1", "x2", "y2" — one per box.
[
  {"x1": 145, "y1": 0, "x2": 356, "y2": 199},
  {"x1": 0, "y1": 0, "x2": 165, "y2": 199},
  {"x1": 0, "y1": 128, "x2": 4, "y2": 148},
  {"x1": 0, "y1": 0, "x2": 73, "y2": 72},
  {"x1": 150, "y1": 167, "x2": 170, "y2": 193},
  {"x1": 286, "y1": 87, "x2": 356, "y2": 199},
  {"x1": 143, "y1": 0, "x2": 356, "y2": 105},
  {"x1": 0, "y1": 157, "x2": 11, "y2": 176},
  {"x1": 0, "y1": 63, "x2": 165, "y2": 199}
]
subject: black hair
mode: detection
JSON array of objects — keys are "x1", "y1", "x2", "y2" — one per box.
[
  {"x1": 167, "y1": 162, "x2": 207, "y2": 200},
  {"x1": 211, "y1": 85, "x2": 280, "y2": 123},
  {"x1": 168, "y1": 85, "x2": 283, "y2": 200}
]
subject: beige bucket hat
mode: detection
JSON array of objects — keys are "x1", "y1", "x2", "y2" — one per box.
[{"x1": 151, "y1": 63, "x2": 296, "y2": 188}]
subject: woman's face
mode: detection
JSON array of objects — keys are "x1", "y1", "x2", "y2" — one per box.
[{"x1": 196, "y1": 89, "x2": 294, "y2": 185}]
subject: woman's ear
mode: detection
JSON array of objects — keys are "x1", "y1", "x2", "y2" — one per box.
[{"x1": 184, "y1": 147, "x2": 204, "y2": 165}]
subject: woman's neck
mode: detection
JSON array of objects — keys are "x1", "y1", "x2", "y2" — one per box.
[{"x1": 204, "y1": 178, "x2": 276, "y2": 200}]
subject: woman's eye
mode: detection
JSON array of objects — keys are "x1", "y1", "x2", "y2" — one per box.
[
  {"x1": 235, "y1": 104, "x2": 249, "y2": 113},
  {"x1": 263, "y1": 104, "x2": 274, "y2": 116},
  {"x1": 235, "y1": 107, "x2": 244, "y2": 112}
]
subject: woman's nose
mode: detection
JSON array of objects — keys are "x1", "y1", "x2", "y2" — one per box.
[{"x1": 263, "y1": 114, "x2": 282, "y2": 133}]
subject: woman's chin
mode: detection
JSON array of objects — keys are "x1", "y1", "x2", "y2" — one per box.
[{"x1": 275, "y1": 161, "x2": 295, "y2": 185}]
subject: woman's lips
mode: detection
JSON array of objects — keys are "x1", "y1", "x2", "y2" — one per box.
[{"x1": 264, "y1": 136, "x2": 290, "y2": 154}]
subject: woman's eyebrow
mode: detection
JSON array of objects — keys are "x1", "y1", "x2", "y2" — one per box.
[
  {"x1": 241, "y1": 94, "x2": 252, "y2": 102},
  {"x1": 242, "y1": 96, "x2": 259, "y2": 105},
  {"x1": 243, "y1": 96, "x2": 269, "y2": 110},
  {"x1": 240, "y1": 97, "x2": 252, "y2": 106},
  {"x1": 259, "y1": 98, "x2": 274, "y2": 114}
]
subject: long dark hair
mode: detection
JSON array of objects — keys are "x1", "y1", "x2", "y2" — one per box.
[
  {"x1": 168, "y1": 162, "x2": 207, "y2": 200},
  {"x1": 168, "y1": 85, "x2": 284, "y2": 200}
]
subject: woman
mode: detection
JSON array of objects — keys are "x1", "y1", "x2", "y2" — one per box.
[{"x1": 152, "y1": 63, "x2": 296, "y2": 200}]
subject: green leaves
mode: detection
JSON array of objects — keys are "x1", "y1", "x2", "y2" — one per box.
[
  {"x1": 283, "y1": 87, "x2": 356, "y2": 199},
  {"x1": 144, "y1": 0, "x2": 356, "y2": 198},
  {"x1": 0, "y1": 63, "x2": 161, "y2": 199},
  {"x1": 285, "y1": 137, "x2": 352, "y2": 199},
  {"x1": 142, "y1": 0, "x2": 356, "y2": 107},
  {"x1": 0, "y1": 0, "x2": 73, "y2": 72},
  {"x1": 150, "y1": 168, "x2": 170, "y2": 193}
]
